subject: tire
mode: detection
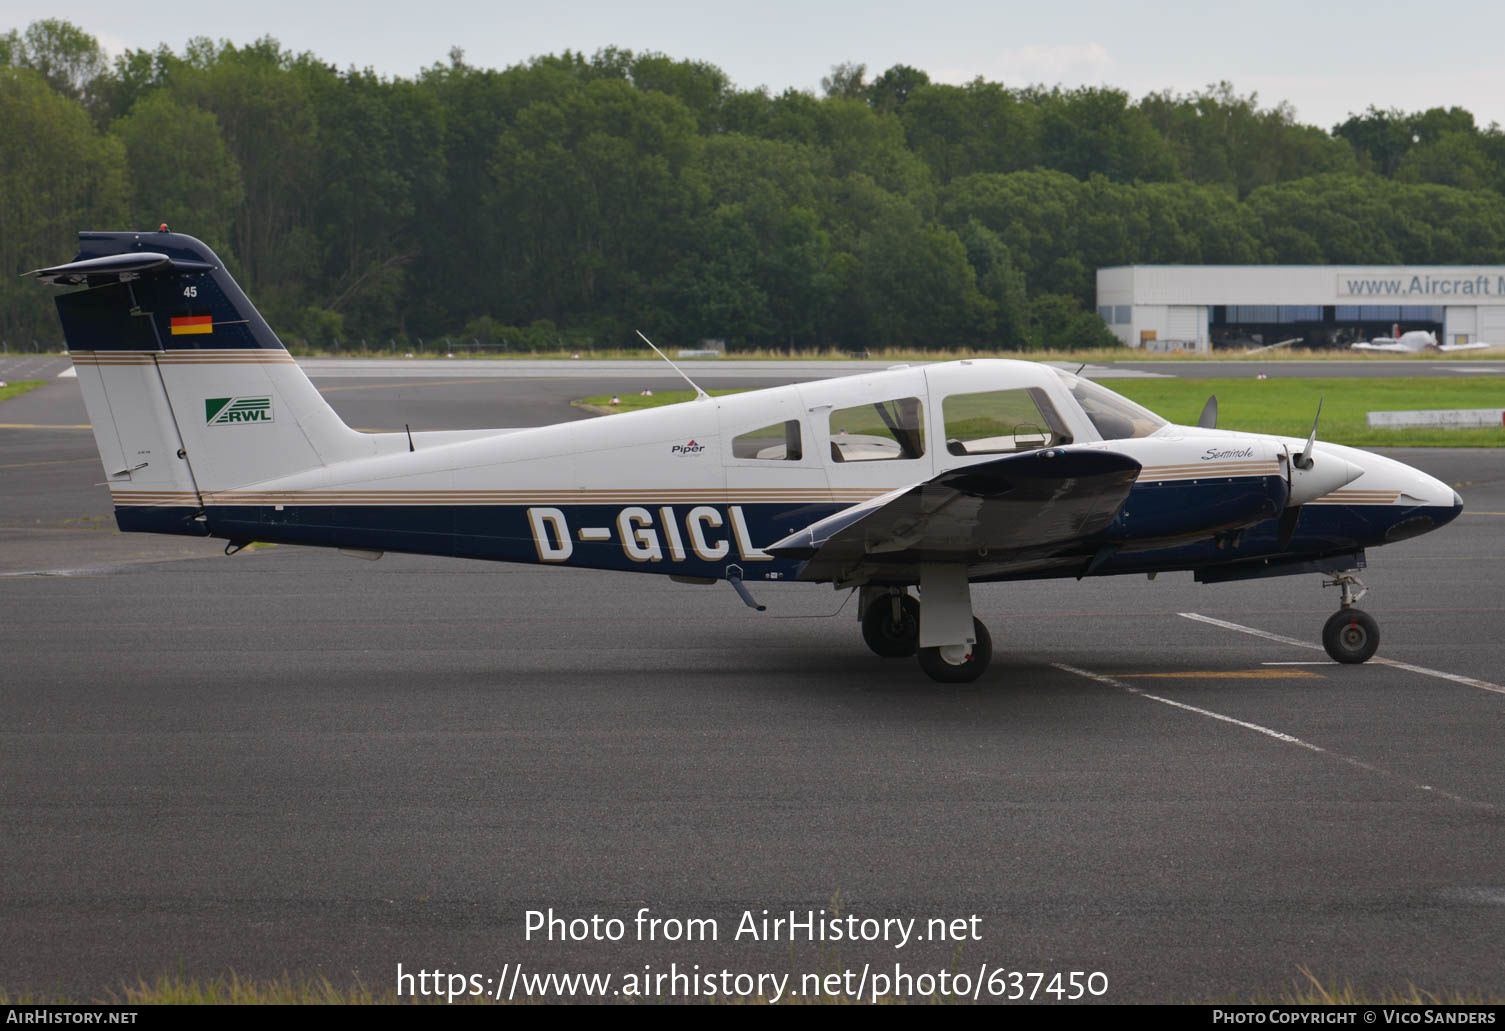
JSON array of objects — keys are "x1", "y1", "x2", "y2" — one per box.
[
  {"x1": 1322, "y1": 609, "x2": 1380, "y2": 664},
  {"x1": 916, "y1": 619, "x2": 993, "y2": 683},
  {"x1": 861, "y1": 593, "x2": 920, "y2": 658}
]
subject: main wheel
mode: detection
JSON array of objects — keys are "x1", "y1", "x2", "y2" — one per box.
[
  {"x1": 1322, "y1": 608, "x2": 1380, "y2": 664},
  {"x1": 861, "y1": 593, "x2": 920, "y2": 657},
  {"x1": 916, "y1": 618, "x2": 993, "y2": 683}
]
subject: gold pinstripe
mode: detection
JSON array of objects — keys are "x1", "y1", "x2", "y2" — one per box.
[
  {"x1": 1307, "y1": 489, "x2": 1403, "y2": 505},
  {"x1": 70, "y1": 349, "x2": 296, "y2": 365},
  {"x1": 112, "y1": 488, "x2": 889, "y2": 507},
  {"x1": 1139, "y1": 461, "x2": 1283, "y2": 482}
]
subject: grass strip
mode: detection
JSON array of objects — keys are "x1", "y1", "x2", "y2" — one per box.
[{"x1": 0, "y1": 380, "x2": 45, "y2": 403}]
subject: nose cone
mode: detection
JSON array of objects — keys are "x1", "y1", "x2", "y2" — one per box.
[
  {"x1": 1382, "y1": 476, "x2": 1464, "y2": 543},
  {"x1": 1442, "y1": 488, "x2": 1465, "y2": 528},
  {"x1": 1415, "y1": 472, "x2": 1464, "y2": 524}
]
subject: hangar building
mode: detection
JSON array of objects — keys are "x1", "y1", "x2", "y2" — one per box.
[{"x1": 1096, "y1": 266, "x2": 1505, "y2": 352}]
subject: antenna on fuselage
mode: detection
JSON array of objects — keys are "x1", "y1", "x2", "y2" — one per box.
[{"x1": 636, "y1": 330, "x2": 710, "y2": 401}]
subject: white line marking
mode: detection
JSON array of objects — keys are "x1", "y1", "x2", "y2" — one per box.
[
  {"x1": 1050, "y1": 662, "x2": 1495, "y2": 812},
  {"x1": 1053, "y1": 663, "x2": 1319, "y2": 750},
  {"x1": 1263, "y1": 661, "x2": 1337, "y2": 666},
  {"x1": 1179, "y1": 612, "x2": 1505, "y2": 696}
]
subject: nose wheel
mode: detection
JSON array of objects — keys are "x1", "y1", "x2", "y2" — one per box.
[
  {"x1": 1321, "y1": 571, "x2": 1380, "y2": 664},
  {"x1": 1322, "y1": 609, "x2": 1380, "y2": 663}
]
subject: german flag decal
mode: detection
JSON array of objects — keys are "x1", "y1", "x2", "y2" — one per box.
[{"x1": 170, "y1": 315, "x2": 213, "y2": 336}]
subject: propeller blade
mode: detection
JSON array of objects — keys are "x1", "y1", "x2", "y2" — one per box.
[
  {"x1": 1295, "y1": 397, "x2": 1323, "y2": 470},
  {"x1": 1197, "y1": 394, "x2": 1218, "y2": 429}
]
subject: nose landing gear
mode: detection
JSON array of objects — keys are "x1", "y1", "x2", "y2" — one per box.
[{"x1": 1321, "y1": 571, "x2": 1380, "y2": 664}]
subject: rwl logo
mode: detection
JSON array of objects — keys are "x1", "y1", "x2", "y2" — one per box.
[
  {"x1": 671, "y1": 439, "x2": 706, "y2": 455},
  {"x1": 205, "y1": 396, "x2": 274, "y2": 425}
]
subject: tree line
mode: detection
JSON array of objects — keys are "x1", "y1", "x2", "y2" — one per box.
[{"x1": 5, "y1": 20, "x2": 1505, "y2": 352}]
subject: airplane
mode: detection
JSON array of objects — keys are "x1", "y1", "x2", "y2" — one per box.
[
  {"x1": 1350, "y1": 324, "x2": 1497, "y2": 353},
  {"x1": 29, "y1": 230, "x2": 1466, "y2": 682}
]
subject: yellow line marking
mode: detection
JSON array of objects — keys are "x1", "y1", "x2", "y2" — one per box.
[
  {"x1": 0, "y1": 423, "x2": 93, "y2": 429},
  {"x1": 1179, "y1": 612, "x2": 1505, "y2": 695},
  {"x1": 1462, "y1": 511, "x2": 1505, "y2": 516},
  {"x1": 1112, "y1": 670, "x2": 1324, "y2": 679}
]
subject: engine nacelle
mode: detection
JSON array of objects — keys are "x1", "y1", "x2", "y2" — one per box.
[{"x1": 1104, "y1": 436, "x2": 1290, "y2": 543}]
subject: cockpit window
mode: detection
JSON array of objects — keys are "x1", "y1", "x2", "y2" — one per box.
[
  {"x1": 1053, "y1": 370, "x2": 1167, "y2": 440},
  {"x1": 942, "y1": 388, "x2": 1071, "y2": 455}
]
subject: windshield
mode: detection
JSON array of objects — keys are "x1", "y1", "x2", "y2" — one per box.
[{"x1": 1052, "y1": 369, "x2": 1167, "y2": 440}]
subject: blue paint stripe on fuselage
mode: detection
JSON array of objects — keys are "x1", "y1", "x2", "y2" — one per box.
[
  {"x1": 112, "y1": 477, "x2": 1457, "y2": 585},
  {"x1": 201, "y1": 501, "x2": 834, "y2": 581}
]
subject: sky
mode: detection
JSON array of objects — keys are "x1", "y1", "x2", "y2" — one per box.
[{"x1": 10, "y1": 0, "x2": 1505, "y2": 130}]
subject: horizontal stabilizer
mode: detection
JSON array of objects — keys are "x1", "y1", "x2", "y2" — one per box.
[{"x1": 27, "y1": 252, "x2": 217, "y2": 285}]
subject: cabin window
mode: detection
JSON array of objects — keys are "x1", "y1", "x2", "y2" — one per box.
[
  {"x1": 828, "y1": 397, "x2": 926, "y2": 462},
  {"x1": 942, "y1": 388, "x2": 1071, "y2": 455},
  {"x1": 732, "y1": 419, "x2": 803, "y2": 461}
]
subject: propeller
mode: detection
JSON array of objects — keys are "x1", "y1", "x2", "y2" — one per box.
[
  {"x1": 1197, "y1": 394, "x2": 1218, "y2": 429},
  {"x1": 1293, "y1": 398, "x2": 1322, "y2": 470},
  {"x1": 1285, "y1": 397, "x2": 1362, "y2": 509},
  {"x1": 1279, "y1": 399, "x2": 1323, "y2": 547}
]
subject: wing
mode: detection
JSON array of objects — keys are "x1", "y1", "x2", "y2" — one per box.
[
  {"x1": 766, "y1": 448, "x2": 1141, "y2": 583},
  {"x1": 1438, "y1": 341, "x2": 1494, "y2": 352}
]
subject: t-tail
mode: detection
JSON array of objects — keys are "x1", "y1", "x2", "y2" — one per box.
[{"x1": 30, "y1": 229, "x2": 376, "y2": 537}]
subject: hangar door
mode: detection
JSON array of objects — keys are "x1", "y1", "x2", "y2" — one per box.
[
  {"x1": 1165, "y1": 306, "x2": 1202, "y2": 347},
  {"x1": 1478, "y1": 307, "x2": 1505, "y2": 345}
]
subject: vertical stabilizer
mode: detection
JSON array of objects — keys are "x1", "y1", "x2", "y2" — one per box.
[{"x1": 31, "y1": 230, "x2": 378, "y2": 535}]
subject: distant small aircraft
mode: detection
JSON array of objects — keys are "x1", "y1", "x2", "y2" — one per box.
[
  {"x1": 1350, "y1": 324, "x2": 1497, "y2": 353},
  {"x1": 31, "y1": 231, "x2": 1466, "y2": 681},
  {"x1": 1241, "y1": 336, "x2": 1301, "y2": 355}
]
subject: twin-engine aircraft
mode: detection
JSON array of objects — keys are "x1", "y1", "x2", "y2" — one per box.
[{"x1": 32, "y1": 231, "x2": 1465, "y2": 681}]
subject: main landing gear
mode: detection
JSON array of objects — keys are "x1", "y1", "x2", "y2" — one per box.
[
  {"x1": 1320, "y1": 570, "x2": 1380, "y2": 664},
  {"x1": 861, "y1": 591, "x2": 920, "y2": 657},
  {"x1": 859, "y1": 566, "x2": 993, "y2": 683}
]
